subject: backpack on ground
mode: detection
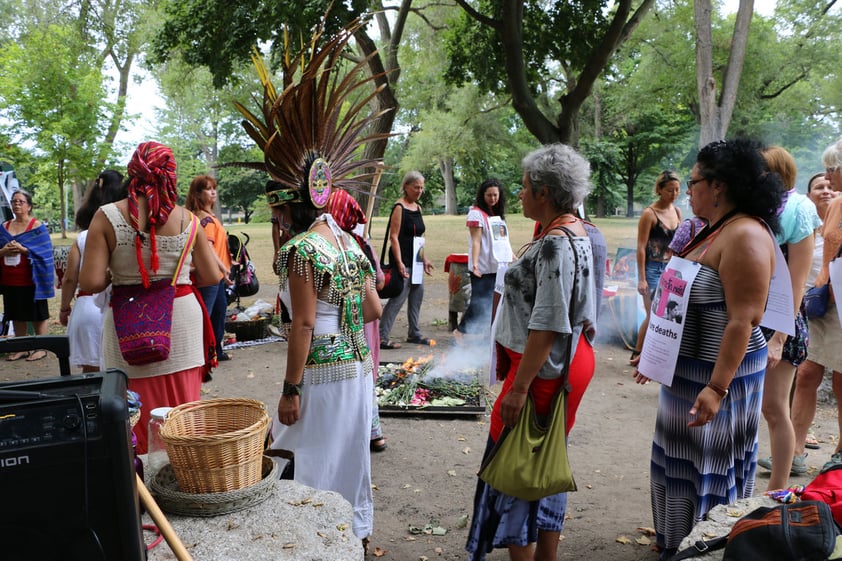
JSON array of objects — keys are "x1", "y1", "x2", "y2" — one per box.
[{"x1": 671, "y1": 500, "x2": 841, "y2": 561}]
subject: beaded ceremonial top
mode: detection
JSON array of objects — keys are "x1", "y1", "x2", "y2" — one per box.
[{"x1": 277, "y1": 217, "x2": 374, "y2": 376}]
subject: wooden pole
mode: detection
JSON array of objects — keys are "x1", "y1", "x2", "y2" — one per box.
[
  {"x1": 136, "y1": 473, "x2": 195, "y2": 561},
  {"x1": 364, "y1": 166, "x2": 384, "y2": 240}
]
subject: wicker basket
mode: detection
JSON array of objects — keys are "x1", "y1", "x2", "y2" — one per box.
[
  {"x1": 159, "y1": 398, "x2": 271, "y2": 494},
  {"x1": 224, "y1": 317, "x2": 269, "y2": 341}
]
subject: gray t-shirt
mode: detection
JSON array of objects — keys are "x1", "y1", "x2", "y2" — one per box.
[{"x1": 495, "y1": 234, "x2": 596, "y2": 380}]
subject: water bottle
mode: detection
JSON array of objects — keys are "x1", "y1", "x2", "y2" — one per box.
[{"x1": 147, "y1": 406, "x2": 174, "y2": 482}]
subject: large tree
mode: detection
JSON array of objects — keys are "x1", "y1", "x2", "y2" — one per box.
[
  {"x1": 446, "y1": 0, "x2": 656, "y2": 147},
  {"x1": 395, "y1": 2, "x2": 528, "y2": 214},
  {"x1": 152, "y1": 0, "x2": 412, "y2": 212},
  {"x1": 0, "y1": 23, "x2": 109, "y2": 236}
]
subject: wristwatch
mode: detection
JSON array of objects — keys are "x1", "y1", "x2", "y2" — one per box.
[{"x1": 282, "y1": 381, "x2": 302, "y2": 398}]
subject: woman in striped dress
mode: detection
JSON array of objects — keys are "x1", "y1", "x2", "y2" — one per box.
[{"x1": 634, "y1": 138, "x2": 783, "y2": 560}]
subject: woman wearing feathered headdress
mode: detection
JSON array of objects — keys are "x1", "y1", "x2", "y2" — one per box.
[
  {"x1": 236, "y1": 16, "x2": 389, "y2": 546},
  {"x1": 80, "y1": 141, "x2": 222, "y2": 453}
]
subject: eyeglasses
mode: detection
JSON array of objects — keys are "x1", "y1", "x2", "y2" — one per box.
[
  {"x1": 686, "y1": 178, "x2": 708, "y2": 189},
  {"x1": 827, "y1": 167, "x2": 839, "y2": 175},
  {"x1": 10, "y1": 199, "x2": 26, "y2": 205}
]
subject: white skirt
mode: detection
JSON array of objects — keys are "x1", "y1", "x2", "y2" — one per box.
[
  {"x1": 67, "y1": 295, "x2": 104, "y2": 368},
  {"x1": 269, "y1": 362, "x2": 374, "y2": 539}
]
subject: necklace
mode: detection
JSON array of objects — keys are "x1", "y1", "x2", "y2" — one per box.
[
  {"x1": 517, "y1": 213, "x2": 579, "y2": 257},
  {"x1": 679, "y1": 208, "x2": 740, "y2": 257},
  {"x1": 534, "y1": 213, "x2": 579, "y2": 241}
]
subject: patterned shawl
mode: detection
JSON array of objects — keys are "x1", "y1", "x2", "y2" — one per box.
[
  {"x1": 0, "y1": 223, "x2": 55, "y2": 300},
  {"x1": 126, "y1": 141, "x2": 178, "y2": 287}
]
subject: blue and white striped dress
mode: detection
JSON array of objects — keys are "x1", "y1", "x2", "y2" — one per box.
[{"x1": 651, "y1": 264, "x2": 767, "y2": 557}]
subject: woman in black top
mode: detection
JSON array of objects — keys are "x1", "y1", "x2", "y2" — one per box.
[{"x1": 379, "y1": 171, "x2": 435, "y2": 348}]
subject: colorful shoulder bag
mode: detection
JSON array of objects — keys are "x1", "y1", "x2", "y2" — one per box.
[{"x1": 111, "y1": 215, "x2": 198, "y2": 366}]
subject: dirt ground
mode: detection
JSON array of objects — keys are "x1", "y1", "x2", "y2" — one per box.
[{"x1": 3, "y1": 277, "x2": 840, "y2": 561}]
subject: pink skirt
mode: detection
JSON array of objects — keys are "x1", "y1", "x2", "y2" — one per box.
[{"x1": 129, "y1": 366, "x2": 203, "y2": 454}]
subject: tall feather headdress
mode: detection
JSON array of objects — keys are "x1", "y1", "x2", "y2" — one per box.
[{"x1": 232, "y1": 16, "x2": 392, "y2": 209}]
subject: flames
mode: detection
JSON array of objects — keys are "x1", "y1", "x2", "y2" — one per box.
[{"x1": 401, "y1": 355, "x2": 434, "y2": 373}]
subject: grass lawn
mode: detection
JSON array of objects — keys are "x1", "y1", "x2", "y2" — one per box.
[
  {"x1": 221, "y1": 214, "x2": 641, "y2": 273},
  {"x1": 44, "y1": 213, "x2": 640, "y2": 334}
]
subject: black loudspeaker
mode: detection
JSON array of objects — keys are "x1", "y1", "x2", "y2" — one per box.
[{"x1": 0, "y1": 370, "x2": 145, "y2": 561}]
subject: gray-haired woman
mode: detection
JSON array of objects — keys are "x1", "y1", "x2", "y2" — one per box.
[
  {"x1": 466, "y1": 144, "x2": 597, "y2": 561},
  {"x1": 378, "y1": 171, "x2": 435, "y2": 349}
]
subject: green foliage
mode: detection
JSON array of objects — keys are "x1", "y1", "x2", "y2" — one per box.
[
  {"x1": 217, "y1": 144, "x2": 267, "y2": 223},
  {"x1": 444, "y1": 0, "x2": 610, "y2": 96},
  {"x1": 152, "y1": 0, "x2": 368, "y2": 88},
  {"x1": 0, "y1": 21, "x2": 115, "y2": 230}
]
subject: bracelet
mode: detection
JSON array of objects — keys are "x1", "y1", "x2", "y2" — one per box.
[
  {"x1": 706, "y1": 382, "x2": 729, "y2": 399},
  {"x1": 282, "y1": 380, "x2": 302, "y2": 397}
]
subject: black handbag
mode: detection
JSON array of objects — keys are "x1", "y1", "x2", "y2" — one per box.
[
  {"x1": 377, "y1": 205, "x2": 404, "y2": 299},
  {"x1": 670, "y1": 501, "x2": 840, "y2": 561}
]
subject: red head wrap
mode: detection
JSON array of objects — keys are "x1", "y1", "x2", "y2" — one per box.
[
  {"x1": 126, "y1": 142, "x2": 178, "y2": 287},
  {"x1": 327, "y1": 189, "x2": 367, "y2": 232}
]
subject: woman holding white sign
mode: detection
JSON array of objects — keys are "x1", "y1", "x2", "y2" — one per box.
[
  {"x1": 754, "y1": 146, "x2": 819, "y2": 491},
  {"x1": 635, "y1": 138, "x2": 782, "y2": 561}
]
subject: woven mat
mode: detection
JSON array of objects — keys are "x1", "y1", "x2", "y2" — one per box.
[{"x1": 223, "y1": 335, "x2": 286, "y2": 351}]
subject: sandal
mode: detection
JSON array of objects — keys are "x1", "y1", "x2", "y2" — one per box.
[
  {"x1": 806, "y1": 434, "x2": 821, "y2": 450},
  {"x1": 25, "y1": 350, "x2": 47, "y2": 362},
  {"x1": 370, "y1": 437, "x2": 387, "y2": 452},
  {"x1": 6, "y1": 351, "x2": 30, "y2": 362},
  {"x1": 407, "y1": 336, "x2": 431, "y2": 345},
  {"x1": 380, "y1": 340, "x2": 401, "y2": 350}
]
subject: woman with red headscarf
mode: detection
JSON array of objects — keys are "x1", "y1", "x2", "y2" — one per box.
[
  {"x1": 80, "y1": 142, "x2": 222, "y2": 453},
  {"x1": 327, "y1": 189, "x2": 389, "y2": 452}
]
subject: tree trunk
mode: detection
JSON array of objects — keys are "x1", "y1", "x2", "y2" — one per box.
[
  {"x1": 440, "y1": 157, "x2": 457, "y2": 215},
  {"x1": 353, "y1": 5, "x2": 404, "y2": 219},
  {"x1": 695, "y1": 0, "x2": 753, "y2": 146}
]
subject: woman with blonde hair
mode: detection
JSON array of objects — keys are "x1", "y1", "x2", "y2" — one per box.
[
  {"x1": 755, "y1": 146, "x2": 819, "y2": 490},
  {"x1": 80, "y1": 141, "x2": 221, "y2": 453}
]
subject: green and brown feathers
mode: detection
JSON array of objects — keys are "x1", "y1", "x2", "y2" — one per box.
[{"x1": 232, "y1": 17, "x2": 392, "y2": 197}]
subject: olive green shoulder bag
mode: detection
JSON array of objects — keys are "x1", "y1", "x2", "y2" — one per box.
[{"x1": 477, "y1": 228, "x2": 579, "y2": 501}]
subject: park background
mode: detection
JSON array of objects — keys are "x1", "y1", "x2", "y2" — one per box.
[{"x1": 1, "y1": 0, "x2": 842, "y2": 237}]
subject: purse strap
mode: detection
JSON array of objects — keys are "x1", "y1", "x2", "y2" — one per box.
[
  {"x1": 556, "y1": 226, "x2": 579, "y2": 388},
  {"x1": 379, "y1": 204, "x2": 400, "y2": 266},
  {"x1": 170, "y1": 214, "x2": 199, "y2": 286}
]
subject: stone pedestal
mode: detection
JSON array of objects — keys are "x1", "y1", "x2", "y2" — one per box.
[{"x1": 144, "y1": 479, "x2": 363, "y2": 561}]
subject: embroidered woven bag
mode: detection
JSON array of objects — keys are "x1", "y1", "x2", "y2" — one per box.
[{"x1": 111, "y1": 216, "x2": 198, "y2": 366}]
